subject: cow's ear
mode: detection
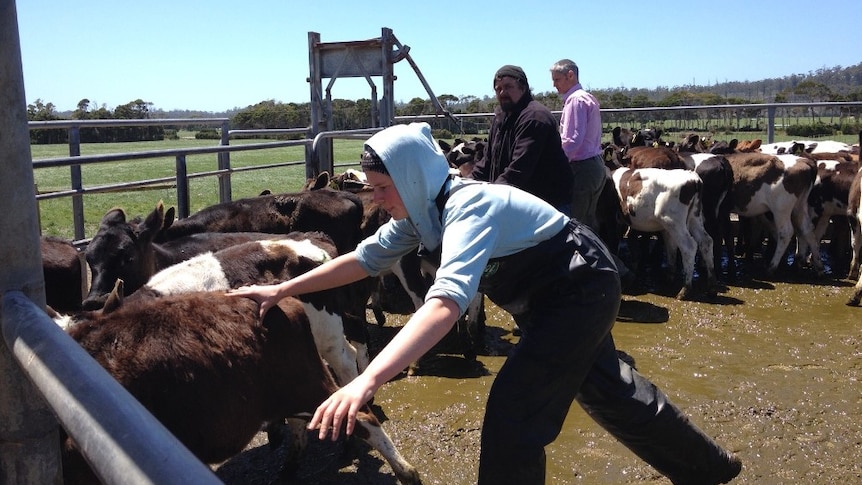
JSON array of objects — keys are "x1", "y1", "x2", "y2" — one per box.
[
  {"x1": 100, "y1": 208, "x2": 126, "y2": 227},
  {"x1": 308, "y1": 171, "x2": 330, "y2": 191},
  {"x1": 103, "y1": 279, "x2": 125, "y2": 314},
  {"x1": 44, "y1": 305, "x2": 59, "y2": 319},
  {"x1": 438, "y1": 139, "x2": 451, "y2": 153},
  {"x1": 138, "y1": 203, "x2": 166, "y2": 241},
  {"x1": 611, "y1": 126, "x2": 622, "y2": 146},
  {"x1": 162, "y1": 207, "x2": 176, "y2": 230}
]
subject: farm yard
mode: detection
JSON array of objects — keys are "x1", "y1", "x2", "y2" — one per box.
[
  {"x1": 22, "y1": 129, "x2": 862, "y2": 484},
  {"x1": 213, "y1": 274, "x2": 862, "y2": 484}
]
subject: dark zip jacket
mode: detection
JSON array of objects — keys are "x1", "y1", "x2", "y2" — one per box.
[{"x1": 471, "y1": 92, "x2": 574, "y2": 209}]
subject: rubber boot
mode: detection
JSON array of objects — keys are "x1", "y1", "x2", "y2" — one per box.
[{"x1": 579, "y1": 368, "x2": 741, "y2": 485}]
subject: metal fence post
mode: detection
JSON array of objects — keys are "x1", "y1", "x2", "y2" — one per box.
[
  {"x1": 68, "y1": 124, "x2": 86, "y2": 240},
  {"x1": 175, "y1": 154, "x2": 190, "y2": 218},
  {"x1": 0, "y1": 2, "x2": 63, "y2": 482},
  {"x1": 218, "y1": 119, "x2": 231, "y2": 203},
  {"x1": 767, "y1": 106, "x2": 777, "y2": 144}
]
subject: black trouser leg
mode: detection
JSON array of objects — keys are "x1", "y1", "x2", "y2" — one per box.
[
  {"x1": 477, "y1": 272, "x2": 620, "y2": 485},
  {"x1": 576, "y1": 340, "x2": 741, "y2": 485}
]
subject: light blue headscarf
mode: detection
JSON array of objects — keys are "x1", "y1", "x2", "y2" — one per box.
[{"x1": 364, "y1": 122, "x2": 452, "y2": 252}]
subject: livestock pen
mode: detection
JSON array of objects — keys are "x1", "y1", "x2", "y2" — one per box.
[{"x1": 8, "y1": 106, "x2": 862, "y2": 484}]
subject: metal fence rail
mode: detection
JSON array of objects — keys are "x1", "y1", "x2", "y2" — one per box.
[
  {"x1": 396, "y1": 101, "x2": 862, "y2": 144},
  {"x1": 30, "y1": 118, "x2": 315, "y2": 244}
]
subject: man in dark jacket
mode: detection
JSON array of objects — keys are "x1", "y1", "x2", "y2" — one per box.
[{"x1": 471, "y1": 65, "x2": 573, "y2": 212}]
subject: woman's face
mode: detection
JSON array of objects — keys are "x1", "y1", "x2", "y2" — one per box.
[{"x1": 365, "y1": 170, "x2": 408, "y2": 220}]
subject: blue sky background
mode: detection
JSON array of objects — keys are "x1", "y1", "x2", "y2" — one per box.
[{"x1": 16, "y1": 0, "x2": 861, "y2": 113}]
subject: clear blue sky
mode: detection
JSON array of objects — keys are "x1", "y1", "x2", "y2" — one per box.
[{"x1": 16, "y1": 0, "x2": 862, "y2": 113}]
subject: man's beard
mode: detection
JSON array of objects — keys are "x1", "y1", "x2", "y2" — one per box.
[{"x1": 498, "y1": 96, "x2": 516, "y2": 112}]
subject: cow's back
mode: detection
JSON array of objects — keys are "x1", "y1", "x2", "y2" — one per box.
[
  {"x1": 160, "y1": 190, "x2": 365, "y2": 254},
  {"x1": 67, "y1": 293, "x2": 335, "y2": 464}
]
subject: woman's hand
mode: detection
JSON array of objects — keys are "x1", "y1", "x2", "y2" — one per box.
[
  {"x1": 308, "y1": 374, "x2": 377, "y2": 441},
  {"x1": 226, "y1": 283, "x2": 284, "y2": 319}
]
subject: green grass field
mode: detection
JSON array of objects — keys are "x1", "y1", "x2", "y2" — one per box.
[{"x1": 32, "y1": 135, "x2": 368, "y2": 240}]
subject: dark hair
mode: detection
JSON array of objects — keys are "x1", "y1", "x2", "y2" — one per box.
[{"x1": 360, "y1": 148, "x2": 388, "y2": 175}]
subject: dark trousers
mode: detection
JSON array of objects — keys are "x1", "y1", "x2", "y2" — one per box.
[{"x1": 477, "y1": 271, "x2": 733, "y2": 484}]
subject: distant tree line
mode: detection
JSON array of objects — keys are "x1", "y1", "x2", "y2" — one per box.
[
  {"x1": 27, "y1": 62, "x2": 862, "y2": 144},
  {"x1": 27, "y1": 98, "x2": 171, "y2": 144}
]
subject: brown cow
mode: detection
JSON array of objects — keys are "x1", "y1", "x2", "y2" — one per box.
[
  {"x1": 59, "y1": 289, "x2": 420, "y2": 485},
  {"x1": 155, "y1": 189, "x2": 365, "y2": 255},
  {"x1": 41, "y1": 235, "x2": 87, "y2": 313}
]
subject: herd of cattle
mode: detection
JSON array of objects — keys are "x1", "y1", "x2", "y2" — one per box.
[{"x1": 37, "y1": 127, "x2": 861, "y2": 483}]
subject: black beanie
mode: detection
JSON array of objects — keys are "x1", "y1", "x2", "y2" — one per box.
[{"x1": 494, "y1": 65, "x2": 528, "y2": 88}]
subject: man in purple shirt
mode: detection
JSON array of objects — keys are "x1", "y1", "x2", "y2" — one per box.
[{"x1": 551, "y1": 59, "x2": 606, "y2": 230}]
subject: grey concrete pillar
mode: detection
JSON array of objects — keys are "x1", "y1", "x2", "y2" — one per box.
[{"x1": 0, "y1": 1, "x2": 63, "y2": 483}]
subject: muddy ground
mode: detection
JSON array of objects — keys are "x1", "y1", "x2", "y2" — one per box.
[{"x1": 214, "y1": 266, "x2": 862, "y2": 485}]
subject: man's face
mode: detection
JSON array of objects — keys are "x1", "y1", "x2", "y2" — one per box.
[
  {"x1": 494, "y1": 76, "x2": 525, "y2": 112},
  {"x1": 551, "y1": 70, "x2": 576, "y2": 94}
]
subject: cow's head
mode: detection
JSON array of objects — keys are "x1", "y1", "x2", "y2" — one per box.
[
  {"x1": 602, "y1": 144, "x2": 624, "y2": 171},
  {"x1": 82, "y1": 201, "x2": 173, "y2": 310},
  {"x1": 632, "y1": 128, "x2": 664, "y2": 147},
  {"x1": 611, "y1": 126, "x2": 633, "y2": 148},
  {"x1": 678, "y1": 133, "x2": 710, "y2": 153},
  {"x1": 441, "y1": 138, "x2": 486, "y2": 177}
]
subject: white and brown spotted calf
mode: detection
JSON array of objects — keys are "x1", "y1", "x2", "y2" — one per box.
[
  {"x1": 59, "y1": 290, "x2": 420, "y2": 485},
  {"x1": 132, "y1": 236, "x2": 372, "y2": 383},
  {"x1": 439, "y1": 138, "x2": 486, "y2": 177},
  {"x1": 82, "y1": 201, "x2": 313, "y2": 311},
  {"x1": 758, "y1": 139, "x2": 853, "y2": 156},
  {"x1": 841, "y1": 132, "x2": 862, "y2": 305},
  {"x1": 604, "y1": 157, "x2": 719, "y2": 300},
  {"x1": 711, "y1": 142, "x2": 825, "y2": 276},
  {"x1": 798, "y1": 157, "x2": 860, "y2": 273}
]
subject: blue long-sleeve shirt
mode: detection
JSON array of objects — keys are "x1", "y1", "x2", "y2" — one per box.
[{"x1": 354, "y1": 123, "x2": 569, "y2": 315}]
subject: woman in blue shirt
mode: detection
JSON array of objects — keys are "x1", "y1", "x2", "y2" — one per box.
[{"x1": 227, "y1": 123, "x2": 741, "y2": 485}]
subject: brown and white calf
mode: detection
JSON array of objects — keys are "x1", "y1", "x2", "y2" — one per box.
[
  {"x1": 842, "y1": 132, "x2": 862, "y2": 305},
  {"x1": 439, "y1": 138, "x2": 487, "y2": 177},
  {"x1": 130, "y1": 236, "x2": 372, "y2": 383},
  {"x1": 83, "y1": 189, "x2": 365, "y2": 310},
  {"x1": 82, "y1": 202, "x2": 297, "y2": 310},
  {"x1": 59, "y1": 290, "x2": 420, "y2": 485},
  {"x1": 604, "y1": 158, "x2": 719, "y2": 300},
  {"x1": 711, "y1": 143, "x2": 825, "y2": 276},
  {"x1": 758, "y1": 139, "x2": 853, "y2": 156},
  {"x1": 798, "y1": 157, "x2": 860, "y2": 274}
]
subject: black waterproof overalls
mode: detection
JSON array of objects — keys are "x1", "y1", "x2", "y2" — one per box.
[{"x1": 475, "y1": 219, "x2": 739, "y2": 485}]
